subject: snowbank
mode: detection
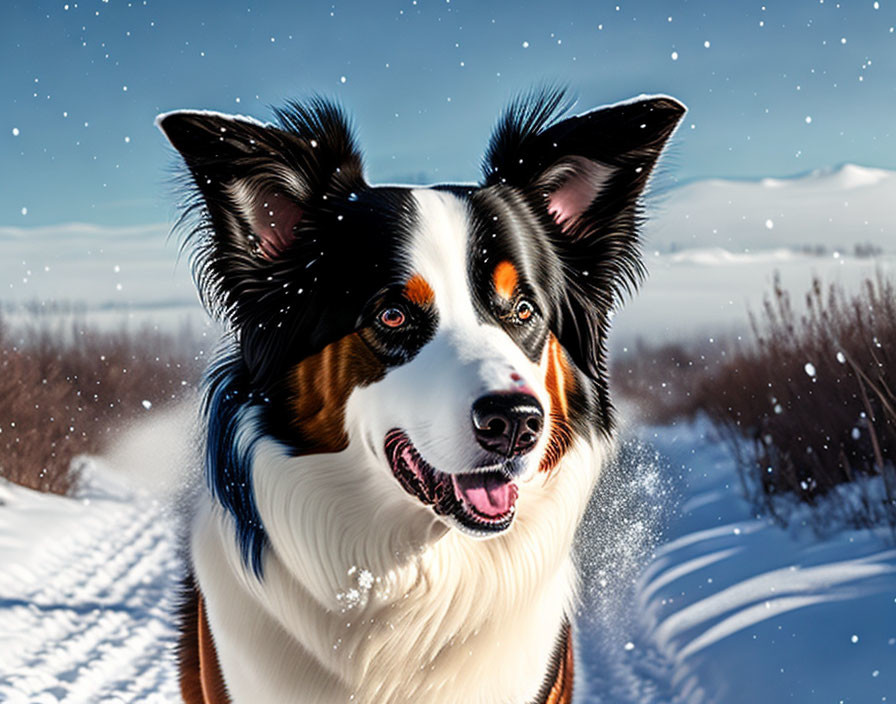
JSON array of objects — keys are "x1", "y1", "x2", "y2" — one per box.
[
  {"x1": 578, "y1": 421, "x2": 896, "y2": 703},
  {"x1": 644, "y1": 163, "x2": 896, "y2": 253}
]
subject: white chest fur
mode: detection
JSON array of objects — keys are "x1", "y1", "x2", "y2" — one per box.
[{"x1": 190, "y1": 438, "x2": 604, "y2": 704}]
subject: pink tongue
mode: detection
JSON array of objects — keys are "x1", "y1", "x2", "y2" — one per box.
[{"x1": 454, "y1": 473, "x2": 517, "y2": 517}]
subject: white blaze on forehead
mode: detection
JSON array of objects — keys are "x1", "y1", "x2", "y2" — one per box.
[
  {"x1": 389, "y1": 188, "x2": 551, "y2": 477},
  {"x1": 408, "y1": 189, "x2": 479, "y2": 325}
]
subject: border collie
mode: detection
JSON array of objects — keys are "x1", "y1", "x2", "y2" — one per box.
[{"x1": 156, "y1": 88, "x2": 684, "y2": 704}]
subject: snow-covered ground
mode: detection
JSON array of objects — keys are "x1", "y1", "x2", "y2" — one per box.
[
  {"x1": 0, "y1": 221, "x2": 204, "y2": 332},
  {"x1": 577, "y1": 421, "x2": 896, "y2": 703},
  {"x1": 2, "y1": 416, "x2": 893, "y2": 703},
  {"x1": 612, "y1": 247, "x2": 896, "y2": 348},
  {"x1": 0, "y1": 478, "x2": 181, "y2": 703},
  {"x1": 0, "y1": 407, "x2": 197, "y2": 703}
]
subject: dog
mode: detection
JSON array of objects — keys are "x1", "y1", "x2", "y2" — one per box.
[{"x1": 156, "y1": 88, "x2": 684, "y2": 704}]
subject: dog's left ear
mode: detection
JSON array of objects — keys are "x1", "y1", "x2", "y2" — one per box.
[
  {"x1": 483, "y1": 90, "x2": 686, "y2": 383},
  {"x1": 483, "y1": 91, "x2": 685, "y2": 234}
]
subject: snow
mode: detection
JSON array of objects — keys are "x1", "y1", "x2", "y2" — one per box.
[
  {"x1": 3, "y1": 163, "x2": 892, "y2": 353},
  {"x1": 645, "y1": 163, "x2": 896, "y2": 252},
  {"x1": 613, "y1": 247, "x2": 896, "y2": 348},
  {"x1": 0, "y1": 474, "x2": 181, "y2": 703},
  {"x1": 3, "y1": 163, "x2": 893, "y2": 348},
  {"x1": 0, "y1": 221, "x2": 206, "y2": 331},
  {"x1": 0, "y1": 405, "x2": 197, "y2": 702},
  {"x1": 2, "y1": 412, "x2": 893, "y2": 701},
  {"x1": 577, "y1": 420, "x2": 896, "y2": 703},
  {"x1": 612, "y1": 162, "x2": 896, "y2": 345}
]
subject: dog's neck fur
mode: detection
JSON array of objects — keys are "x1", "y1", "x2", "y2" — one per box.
[{"x1": 190, "y1": 432, "x2": 604, "y2": 704}]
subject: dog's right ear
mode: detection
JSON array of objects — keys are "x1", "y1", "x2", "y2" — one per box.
[{"x1": 156, "y1": 101, "x2": 364, "y2": 319}]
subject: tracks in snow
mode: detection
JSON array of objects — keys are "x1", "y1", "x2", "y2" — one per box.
[{"x1": 0, "y1": 480, "x2": 183, "y2": 703}]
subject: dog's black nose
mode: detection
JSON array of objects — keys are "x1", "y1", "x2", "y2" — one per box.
[{"x1": 471, "y1": 392, "x2": 544, "y2": 457}]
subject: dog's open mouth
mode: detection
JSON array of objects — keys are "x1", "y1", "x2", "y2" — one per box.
[{"x1": 385, "y1": 429, "x2": 518, "y2": 533}]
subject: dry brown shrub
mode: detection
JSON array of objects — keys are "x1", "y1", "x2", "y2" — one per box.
[
  {"x1": 699, "y1": 274, "x2": 896, "y2": 522},
  {"x1": 612, "y1": 337, "x2": 733, "y2": 424},
  {"x1": 0, "y1": 309, "x2": 203, "y2": 494},
  {"x1": 613, "y1": 274, "x2": 896, "y2": 528}
]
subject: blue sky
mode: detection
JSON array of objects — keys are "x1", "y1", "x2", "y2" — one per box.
[{"x1": 3, "y1": 0, "x2": 895, "y2": 227}]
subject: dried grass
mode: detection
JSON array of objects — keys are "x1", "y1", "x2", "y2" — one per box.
[
  {"x1": 0, "y1": 309, "x2": 203, "y2": 494},
  {"x1": 613, "y1": 274, "x2": 896, "y2": 528}
]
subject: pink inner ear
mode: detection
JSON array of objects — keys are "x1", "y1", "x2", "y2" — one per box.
[
  {"x1": 546, "y1": 158, "x2": 614, "y2": 231},
  {"x1": 249, "y1": 191, "x2": 304, "y2": 260}
]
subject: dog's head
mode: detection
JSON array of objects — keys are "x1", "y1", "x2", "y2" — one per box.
[{"x1": 158, "y1": 91, "x2": 683, "y2": 558}]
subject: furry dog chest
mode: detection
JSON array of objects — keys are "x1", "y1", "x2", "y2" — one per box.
[{"x1": 157, "y1": 89, "x2": 683, "y2": 704}]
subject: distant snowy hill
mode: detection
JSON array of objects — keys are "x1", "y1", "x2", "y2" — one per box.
[
  {"x1": 612, "y1": 247, "x2": 896, "y2": 348},
  {"x1": 644, "y1": 163, "x2": 896, "y2": 253},
  {"x1": 1, "y1": 164, "x2": 893, "y2": 344},
  {"x1": 0, "y1": 221, "x2": 204, "y2": 330}
]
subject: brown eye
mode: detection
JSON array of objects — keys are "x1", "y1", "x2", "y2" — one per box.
[
  {"x1": 515, "y1": 299, "x2": 535, "y2": 322},
  {"x1": 378, "y1": 306, "x2": 406, "y2": 329}
]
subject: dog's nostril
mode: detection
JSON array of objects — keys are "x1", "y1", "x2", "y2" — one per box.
[
  {"x1": 486, "y1": 418, "x2": 507, "y2": 435},
  {"x1": 471, "y1": 392, "x2": 545, "y2": 457}
]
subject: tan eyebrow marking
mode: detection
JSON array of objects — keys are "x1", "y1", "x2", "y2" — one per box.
[
  {"x1": 403, "y1": 274, "x2": 435, "y2": 305},
  {"x1": 493, "y1": 260, "x2": 518, "y2": 300}
]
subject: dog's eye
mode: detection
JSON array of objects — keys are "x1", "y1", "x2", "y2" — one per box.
[
  {"x1": 378, "y1": 306, "x2": 407, "y2": 329},
  {"x1": 515, "y1": 299, "x2": 535, "y2": 322}
]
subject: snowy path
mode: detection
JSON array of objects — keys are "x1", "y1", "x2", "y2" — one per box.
[{"x1": 0, "y1": 477, "x2": 182, "y2": 703}]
